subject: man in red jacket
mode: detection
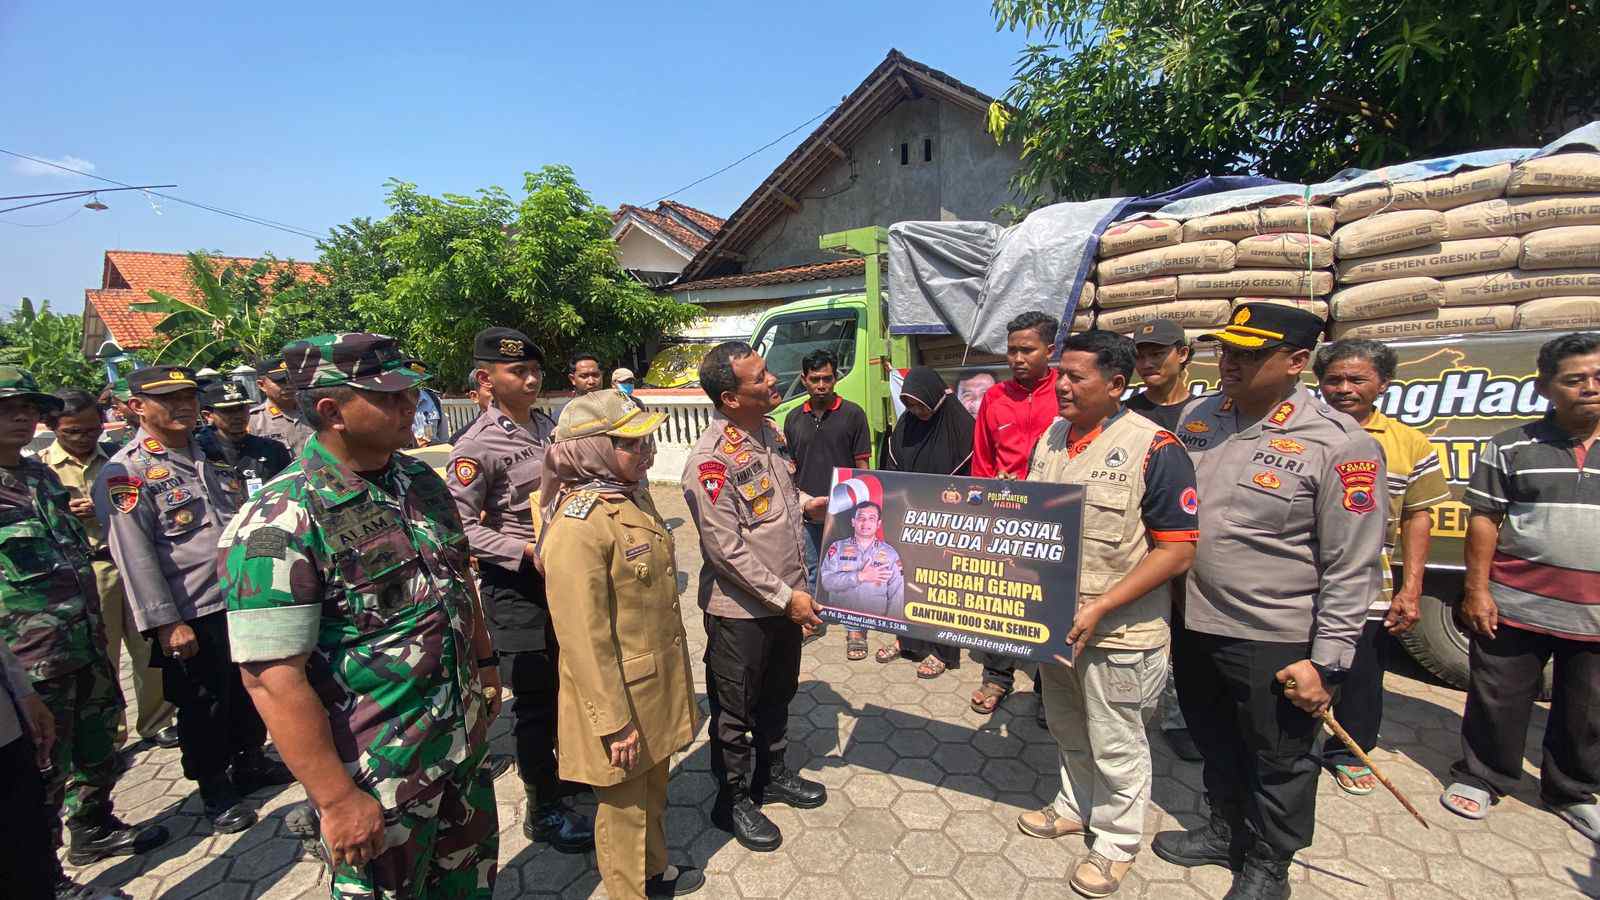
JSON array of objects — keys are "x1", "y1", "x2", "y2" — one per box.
[{"x1": 970, "y1": 311, "x2": 1061, "y2": 719}]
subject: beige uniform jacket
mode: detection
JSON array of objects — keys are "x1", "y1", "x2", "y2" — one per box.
[
  {"x1": 542, "y1": 490, "x2": 699, "y2": 787},
  {"x1": 246, "y1": 401, "x2": 314, "y2": 456},
  {"x1": 680, "y1": 412, "x2": 810, "y2": 619}
]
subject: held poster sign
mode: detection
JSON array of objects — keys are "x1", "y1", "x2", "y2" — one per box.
[{"x1": 814, "y1": 468, "x2": 1083, "y2": 664}]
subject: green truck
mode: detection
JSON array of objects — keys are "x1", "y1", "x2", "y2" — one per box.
[{"x1": 750, "y1": 226, "x2": 1565, "y2": 691}]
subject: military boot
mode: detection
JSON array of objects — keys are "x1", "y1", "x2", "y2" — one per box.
[
  {"x1": 66, "y1": 813, "x2": 170, "y2": 866},
  {"x1": 522, "y1": 785, "x2": 594, "y2": 853},
  {"x1": 756, "y1": 762, "x2": 826, "y2": 809},
  {"x1": 199, "y1": 775, "x2": 257, "y2": 834},
  {"x1": 711, "y1": 783, "x2": 782, "y2": 852},
  {"x1": 230, "y1": 748, "x2": 296, "y2": 794},
  {"x1": 1151, "y1": 798, "x2": 1245, "y2": 871},
  {"x1": 1223, "y1": 839, "x2": 1292, "y2": 900}
]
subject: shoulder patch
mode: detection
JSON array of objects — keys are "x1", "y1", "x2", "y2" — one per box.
[
  {"x1": 1180, "y1": 486, "x2": 1199, "y2": 515},
  {"x1": 698, "y1": 461, "x2": 727, "y2": 504},
  {"x1": 1336, "y1": 459, "x2": 1380, "y2": 514},
  {"x1": 451, "y1": 457, "x2": 481, "y2": 486},
  {"x1": 563, "y1": 492, "x2": 599, "y2": 519},
  {"x1": 141, "y1": 438, "x2": 166, "y2": 455},
  {"x1": 1268, "y1": 401, "x2": 1295, "y2": 426},
  {"x1": 498, "y1": 416, "x2": 518, "y2": 434},
  {"x1": 106, "y1": 475, "x2": 142, "y2": 514},
  {"x1": 244, "y1": 527, "x2": 291, "y2": 560}
]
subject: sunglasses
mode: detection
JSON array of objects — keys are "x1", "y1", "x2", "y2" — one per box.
[{"x1": 1218, "y1": 345, "x2": 1292, "y2": 366}]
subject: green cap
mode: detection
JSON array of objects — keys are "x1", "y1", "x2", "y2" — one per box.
[
  {"x1": 283, "y1": 333, "x2": 428, "y2": 392},
  {"x1": 554, "y1": 388, "x2": 666, "y2": 442},
  {"x1": 110, "y1": 377, "x2": 131, "y2": 402},
  {"x1": 0, "y1": 366, "x2": 63, "y2": 413}
]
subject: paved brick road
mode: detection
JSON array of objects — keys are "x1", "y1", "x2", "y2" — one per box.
[{"x1": 72, "y1": 487, "x2": 1599, "y2": 899}]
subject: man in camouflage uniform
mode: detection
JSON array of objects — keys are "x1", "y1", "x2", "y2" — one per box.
[
  {"x1": 248, "y1": 354, "x2": 314, "y2": 454},
  {"x1": 0, "y1": 367, "x2": 169, "y2": 885},
  {"x1": 221, "y1": 333, "x2": 502, "y2": 899}
]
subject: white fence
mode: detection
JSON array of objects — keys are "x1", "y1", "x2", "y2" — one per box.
[{"x1": 441, "y1": 390, "x2": 715, "y2": 482}]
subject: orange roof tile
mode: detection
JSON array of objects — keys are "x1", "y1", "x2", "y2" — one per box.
[
  {"x1": 84, "y1": 289, "x2": 166, "y2": 349},
  {"x1": 670, "y1": 258, "x2": 863, "y2": 292}
]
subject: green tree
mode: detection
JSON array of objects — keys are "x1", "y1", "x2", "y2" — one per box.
[
  {"x1": 301, "y1": 217, "x2": 394, "y2": 336},
  {"x1": 990, "y1": 0, "x2": 1600, "y2": 203},
  {"x1": 0, "y1": 299, "x2": 101, "y2": 390},
  {"x1": 348, "y1": 166, "x2": 700, "y2": 387},
  {"x1": 133, "y1": 252, "x2": 314, "y2": 370}
]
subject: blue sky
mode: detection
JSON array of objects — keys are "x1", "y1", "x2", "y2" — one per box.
[{"x1": 0, "y1": 1, "x2": 1033, "y2": 314}]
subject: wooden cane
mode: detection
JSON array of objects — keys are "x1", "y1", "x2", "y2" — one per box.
[{"x1": 1285, "y1": 678, "x2": 1430, "y2": 829}]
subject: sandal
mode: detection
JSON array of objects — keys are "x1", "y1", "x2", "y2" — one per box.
[
  {"x1": 846, "y1": 632, "x2": 869, "y2": 661},
  {"x1": 875, "y1": 641, "x2": 902, "y2": 664},
  {"x1": 916, "y1": 657, "x2": 947, "y2": 679},
  {"x1": 1333, "y1": 765, "x2": 1375, "y2": 796},
  {"x1": 970, "y1": 682, "x2": 1009, "y2": 715},
  {"x1": 1440, "y1": 782, "x2": 1493, "y2": 820},
  {"x1": 1549, "y1": 801, "x2": 1600, "y2": 841}
]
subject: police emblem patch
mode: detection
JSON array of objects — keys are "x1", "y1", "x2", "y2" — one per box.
[
  {"x1": 499, "y1": 338, "x2": 524, "y2": 357},
  {"x1": 735, "y1": 450, "x2": 752, "y2": 466},
  {"x1": 1183, "y1": 420, "x2": 1210, "y2": 434},
  {"x1": 752, "y1": 495, "x2": 770, "y2": 517},
  {"x1": 1252, "y1": 471, "x2": 1282, "y2": 490},
  {"x1": 1180, "y1": 486, "x2": 1198, "y2": 515},
  {"x1": 1267, "y1": 438, "x2": 1306, "y2": 455},
  {"x1": 141, "y1": 438, "x2": 166, "y2": 455},
  {"x1": 1335, "y1": 459, "x2": 1379, "y2": 514},
  {"x1": 173, "y1": 508, "x2": 196, "y2": 527},
  {"x1": 107, "y1": 475, "x2": 142, "y2": 514},
  {"x1": 699, "y1": 461, "x2": 726, "y2": 503},
  {"x1": 145, "y1": 465, "x2": 170, "y2": 480},
  {"x1": 164, "y1": 488, "x2": 193, "y2": 506},
  {"x1": 1104, "y1": 447, "x2": 1129, "y2": 468},
  {"x1": 452, "y1": 457, "x2": 481, "y2": 486}
]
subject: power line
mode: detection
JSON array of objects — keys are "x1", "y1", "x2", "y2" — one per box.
[
  {"x1": 0, "y1": 207, "x2": 84, "y2": 228},
  {"x1": 650, "y1": 104, "x2": 838, "y2": 205},
  {"x1": 0, "y1": 184, "x2": 177, "y2": 215},
  {"x1": 0, "y1": 149, "x2": 325, "y2": 241}
]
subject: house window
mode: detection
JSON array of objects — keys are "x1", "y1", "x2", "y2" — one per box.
[
  {"x1": 900, "y1": 142, "x2": 909, "y2": 166},
  {"x1": 924, "y1": 138, "x2": 934, "y2": 162}
]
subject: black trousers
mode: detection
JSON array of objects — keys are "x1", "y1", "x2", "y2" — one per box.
[
  {"x1": 1324, "y1": 618, "x2": 1388, "y2": 766},
  {"x1": 154, "y1": 611, "x2": 266, "y2": 784},
  {"x1": 481, "y1": 563, "x2": 563, "y2": 804},
  {"x1": 0, "y1": 736, "x2": 56, "y2": 897},
  {"x1": 976, "y1": 652, "x2": 1039, "y2": 692},
  {"x1": 1450, "y1": 625, "x2": 1600, "y2": 806},
  {"x1": 1174, "y1": 629, "x2": 1322, "y2": 856},
  {"x1": 703, "y1": 613, "x2": 802, "y2": 790}
]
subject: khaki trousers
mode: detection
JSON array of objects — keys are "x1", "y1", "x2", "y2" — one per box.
[
  {"x1": 592, "y1": 759, "x2": 670, "y2": 900},
  {"x1": 1041, "y1": 644, "x2": 1168, "y2": 862},
  {"x1": 94, "y1": 561, "x2": 174, "y2": 741}
]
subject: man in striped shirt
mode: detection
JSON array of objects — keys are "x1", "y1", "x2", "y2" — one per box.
[
  {"x1": 1442, "y1": 332, "x2": 1600, "y2": 840},
  {"x1": 1315, "y1": 341, "x2": 1450, "y2": 797}
]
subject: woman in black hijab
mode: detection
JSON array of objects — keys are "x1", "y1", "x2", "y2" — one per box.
[{"x1": 874, "y1": 367, "x2": 975, "y2": 678}]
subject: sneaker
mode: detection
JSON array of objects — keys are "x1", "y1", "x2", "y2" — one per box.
[
  {"x1": 1071, "y1": 851, "x2": 1134, "y2": 898},
  {"x1": 1017, "y1": 805, "x2": 1086, "y2": 839}
]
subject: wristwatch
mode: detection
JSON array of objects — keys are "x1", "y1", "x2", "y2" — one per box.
[
  {"x1": 477, "y1": 652, "x2": 500, "y2": 668},
  {"x1": 1311, "y1": 661, "x2": 1348, "y2": 686}
]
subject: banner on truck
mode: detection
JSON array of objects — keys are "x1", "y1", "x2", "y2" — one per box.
[{"x1": 814, "y1": 468, "x2": 1083, "y2": 664}]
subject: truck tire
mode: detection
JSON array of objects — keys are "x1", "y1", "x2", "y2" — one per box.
[{"x1": 1398, "y1": 574, "x2": 1552, "y2": 699}]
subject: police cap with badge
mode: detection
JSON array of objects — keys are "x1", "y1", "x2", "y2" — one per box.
[
  {"x1": 254, "y1": 355, "x2": 291, "y2": 385},
  {"x1": 201, "y1": 380, "x2": 254, "y2": 410},
  {"x1": 1197, "y1": 302, "x2": 1323, "y2": 351},
  {"x1": 128, "y1": 366, "x2": 200, "y2": 396},
  {"x1": 473, "y1": 327, "x2": 545, "y2": 367}
]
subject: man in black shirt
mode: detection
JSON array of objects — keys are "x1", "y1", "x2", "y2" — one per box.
[
  {"x1": 197, "y1": 380, "x2": 292, "y2": 500},
  {"x1": 782, "y1": 350, "x2": 870, "y2": 657},
  {"x1": 1126, "y1": 319, "x2": 1193, "y2": 432}
]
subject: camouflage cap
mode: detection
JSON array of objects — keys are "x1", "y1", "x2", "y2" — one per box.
[
  {"x1": 283, "y1": 333, "x2": 428, "y2": 392},
  {"x1": 0, "y1": 366, "x2": 64, "y2": 413},
  {"x1": 554, "y1": 388, "x2": 666, "y2": 442}
]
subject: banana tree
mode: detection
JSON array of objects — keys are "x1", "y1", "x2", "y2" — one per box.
[
  {"x1": 132, "y1": 252, "x2": 311, "y2": 370},
  {"x1": 0, "y1": 298, "x2": 101, "y2": 388}
]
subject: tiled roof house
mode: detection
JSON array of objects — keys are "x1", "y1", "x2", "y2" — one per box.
[{"x1": 610, "y1": 201, "x2": 725, "y2": 285}]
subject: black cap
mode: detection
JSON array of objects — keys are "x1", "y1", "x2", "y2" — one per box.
[
  {"x1": 201, "y1": 379, "x2": 252, "y2": 409},
  {"x1": 473, "y1": 327, "x2": 545, "y2": 365},
  {"x1": 254, "y1": 355, "x2": 290, "y2": 383},
  {"x1": 128, "y1": 366, "x2": 200, "y2": 396},
  {"x1": 1198, "y1": 302, "x2": 1323, "y2": 351},
  {"x1": 1130, "y1": 319, "x2": 1187, "y2": 348}
]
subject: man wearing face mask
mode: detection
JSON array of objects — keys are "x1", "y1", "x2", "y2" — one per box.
[
  {"x1": 447, "y1": 327, "x2": 592, "y2": 852},
  {"x1": 198, "y1": 380, "x2": 292, "y2": 500},
  {"x1": 248, "y1": 355, "x2": 314, "y2": 455}
]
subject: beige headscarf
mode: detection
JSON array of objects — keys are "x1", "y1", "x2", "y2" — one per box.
[{"x1": 535, "y1": 436, "x2": 655, "y2": 567}]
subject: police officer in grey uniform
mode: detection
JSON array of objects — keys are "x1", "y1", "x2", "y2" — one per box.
[
  {"x1": 1151, "y1": 304, "x2": 1386, "y2": 900},
  {"x1": 93, "y1": 366, "x2": 292, "y2": 835},
  {"x1": 446, "y1": 327, "x2": 592, "y2": 851},
  {"x1": 246, "y1": 355, "x2": 314, "y2": 454},
  {"x1": 818, "y1": 501, "x2": 905, "y2": 621}
]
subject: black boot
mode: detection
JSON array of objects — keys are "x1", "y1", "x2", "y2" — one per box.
[
  {"x1": 66, "y1": 813, "x2": 171, "y2": 866},
  {"x1": 756, "y1": 764, "x2": 826, "y2": 809},
  {"x1": 711, "y1": 784, "x2": 782, "y2": 852},
  {"x1": 522, "y1": 784, "x2": 594, "y2": 853},
  {"x1": 1223, "y1": 840, "x2": 1292, "y2": 900},
  {"x1": 199, "y1": 776, "x2": 257, "y2": 834},
  {"x1": 230, "y1": 749, "x2": 295, "y2": 793},
  {"x1": 1151, "y1": 800, "x2": 1244, "y2": 871}
]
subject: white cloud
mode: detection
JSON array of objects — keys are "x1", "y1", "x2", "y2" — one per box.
[{"x1": 9, "y1": 154, "x2": 97, "y2": 177}]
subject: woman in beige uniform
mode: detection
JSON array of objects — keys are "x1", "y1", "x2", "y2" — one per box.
[{"x1": 539, "y1": 390, "x2": 703, "y2": 899}]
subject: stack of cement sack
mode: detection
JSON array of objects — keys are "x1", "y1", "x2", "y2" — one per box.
[
  {"x1": 1089, "y1": 203, "x2": 1336, "y2": 341},
  {"x1": 1326, "y1": 153, "x2": 1600, "y2": 339}
]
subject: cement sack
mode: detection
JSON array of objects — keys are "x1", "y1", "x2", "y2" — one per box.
[
  {"x1": 1230, "y1": 297, "x2": 1330, "y2": 320},
  {"x1": 1328, "y1": 305, "x2": 1516, "y2": 340},
  {"x1": 1520, "y1": 226, "x2": 1600, "y2": 270},
  {"x1": 1333, "y1": 163, "x2": 1512, "y2": 222},
  {"x1": 1335, "y1": 237, "x2": 1522, "y2": 284},
  {"x1": 1077, "y1": 280, "x2": 1096, "y2": 309},
  {"x1": 1234, "y1": 233, "x2": 1334, "y2": 269},
  {"x1": 1096, "y1": 299, "x2": 1231, "y2": 333},
  {"x1": 1506, "y1": 152, "x2": 1600, "y2": 196},
  {"x1": 1176, "y1": 269, "x2": 1333, "y2": 298},
  {"x1": 1070, "y1": 311, "x2": 1096, "y2": 332},
  {"x1": 1441, "y1": 268, "x2": 1600, "y2": 307},
  {"x1": 1444, "y1": 195, "x2": 1600, "y2": 239},
  {"x1": 1097, "y1": 218, "x2": 1183, "y2": 257},
  {"x1": 1181, "y1": 204, "x2": 1336, "y2": 242},
  {"x1": 1332, "y1": 210, "x2": 1449, "y2": 260},
  {"x1": 1096, "y1": 277, "x2": 1179, "y2": 309},
  {"x1": 1096, "y1": 240, "x2": 1236, "y2": 285},
  {"x1": 1329, "y1": 278, "x2": 1444, "y2": 322},
  {"x1": 1514, "y1": 297, "x2": 1600, "y2": 331}
]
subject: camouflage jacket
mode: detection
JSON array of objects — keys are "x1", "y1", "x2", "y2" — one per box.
[
  {"x1": 0, "y1": 459, "x2": 105, "y2": 681},
  {"x1": 219, "y1": 435, "x2": 488, "y2": 812}
]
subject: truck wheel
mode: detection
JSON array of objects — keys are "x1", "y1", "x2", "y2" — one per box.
[{"x1": 1398, "y1": 592, "x2": 1471, "y2": 690}]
